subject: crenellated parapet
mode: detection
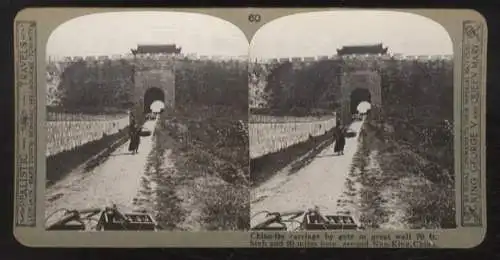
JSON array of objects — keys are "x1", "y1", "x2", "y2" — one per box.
[
  {"x1": 49, "y1": 53, "x2": 248, "y2": 63},
  {"x1": 49, "y1": 53, "x2": 453, "y2": 68},
  {"x1": 132, "y1": 54, "x2": 177, "y2": 71},
  {"x1": 253, "y1": 54, "x2": 454, "y2": 64}
]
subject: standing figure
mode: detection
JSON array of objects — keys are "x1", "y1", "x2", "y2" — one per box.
[
  {"x1": 134, "y1": 125, "x2": 141, "y2": 154},
  {"x1": 129, "y1": 110, "x2": 136, "y2": 128},
  {"x1": 335, "y1": 111, "x2": 341, "y2": 127},
  {"x1": 334, "y1": 127, "x2": 346, "y2": 156},
  {"x1": 128, "y1": 124, "x2": 141, "y2": 154}
]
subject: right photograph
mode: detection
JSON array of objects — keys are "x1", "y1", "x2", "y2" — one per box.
[{"x1": 249, "y1": 10, "x2": 455, "y2": 231}]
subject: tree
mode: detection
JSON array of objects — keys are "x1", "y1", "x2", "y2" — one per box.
[
  {"x1": 56, "y1": 59, "x2": 135, "y2": 113},
  {"x1": 262, "y1": 60, "x2": 341, "y2": 116},
  {"x1": 380, "y1": 58, "x2": 454, "y2": 178},
  {"x1": 175, "y1": 60, "x2": 248, "y2": 114}
]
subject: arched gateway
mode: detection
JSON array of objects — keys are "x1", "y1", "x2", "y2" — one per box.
[
  {"x1": 129, "y1": 44, "x2": 177, "y2": 124},
  {"x1": 337, "y1": 44, "x2": 385, "y2": 125}
]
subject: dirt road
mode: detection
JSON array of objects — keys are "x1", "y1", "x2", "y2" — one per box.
[
  {"x1": 45, "y1": 120, "x2": 159, "y2": 219},
  {"x1": 250, "y1": 120, "x2": 364, "y2": 225}
]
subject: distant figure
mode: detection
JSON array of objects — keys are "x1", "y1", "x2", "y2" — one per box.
[
  {"x1": 334, "y1": 127, "x2": 346, "y2": 155},
  {"x1": 129, "y1": 111, "x2": 136, "y2": 127},
  {"x1": 128, "y1": 124, "x2": 141, "y2": 154}
]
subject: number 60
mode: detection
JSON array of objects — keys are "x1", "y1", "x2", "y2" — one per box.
[{"x1": 248, "y1": 14, "x2": 261, "y2": 23}]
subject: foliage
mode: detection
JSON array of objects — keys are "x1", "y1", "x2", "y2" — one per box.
[
  {"x1": 56, "y1": 59, "x2": 135, "y2": 112},
  {"x1": 379, "y1": 59, "x2": 454, "y2": 180},
  {"x1": 198, "y1": 183, "x2": 249, "y2": 230},
  {"x1": 158, "y1": 110, "x2": 250, "y2": 230},
  {"x1": 154, "y1": 59, "x2": 248, "y2": 229},
  {"x1": 171, "y1": 105, "x2": 249, "y2": 174},
  {"x1": 262, "y1": 60, "x2": 341, "y2": 115},
  {"x1": 354, "y1": 117, "x2": 456, "y2": 229},
  {"x1": 175, "y1": 60, "x2": 248, "y2": 114},
  {"x1": 145, "y1": 121, "x2": 187, "y2": 230}
]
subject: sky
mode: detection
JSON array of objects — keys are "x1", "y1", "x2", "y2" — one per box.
[
  {"x1": 47, "y1": 10, "x2": 454, "y2": 60},
  {"x1": 46, "y1": 11, "x2": 249, "y2": 60},
  {"x1": 250, "y1": 10, "x2": 454, "y2": 59}
]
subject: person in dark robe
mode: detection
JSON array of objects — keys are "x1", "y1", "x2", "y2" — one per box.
[
  {"x1": 129, "y1": 110, "x2": 136, "y2": 127},
  {"x1": 128, "y1": 124, "x2": 141, "y2": 154},
  {"x1": 134, "y1": 126, "x2": 141, "y2": 154},
  {"x1": 334, "y1": 127, "x2": 346, "y2": 155}
]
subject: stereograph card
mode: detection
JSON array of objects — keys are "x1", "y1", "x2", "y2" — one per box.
[{"x1": 13, "y1": 7, "x2": 487, "y2": 248}]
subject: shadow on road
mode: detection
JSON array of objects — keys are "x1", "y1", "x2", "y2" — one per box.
[
  {"x1": 315, "y1": 153, "x2": 342, "y2": 158},
  {"x1": 288, "y1": 136, "x2": 335, "y2": 175},
  {"x1": 287, "y1": 127, "x2": 359, "y2": 175},
  {"x1": 46, "y1": 128, "x2": 129, "y2": 187},
  {"x1": 250, "y1": 128, "x2": 336, "y2": 188},
  {"x1": 83, "y1": 135, "x2": 130, "y2": 172},
  {"x1": 108, "y1": 152, "x2": 133, "y2": 157}
]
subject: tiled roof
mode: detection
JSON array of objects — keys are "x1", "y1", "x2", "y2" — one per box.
[
  {"x1": 337, "y1": 44, "x2": 388, "y2": 55},
  {"x1": 134, "y1": 44, "x2": 182, "y2": 54}
]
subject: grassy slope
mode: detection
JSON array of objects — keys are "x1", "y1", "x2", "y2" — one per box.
[
  {"x1": 337, "y1": 116, "x2": 456, "y2": 229},
  {"x1": 145, "y1": 107, "x2": 249, "y2": 230}
]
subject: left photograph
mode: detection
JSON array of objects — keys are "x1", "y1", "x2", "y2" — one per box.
[{"x1": 44, "y1": 11, "x2": 250, "y2": 231}]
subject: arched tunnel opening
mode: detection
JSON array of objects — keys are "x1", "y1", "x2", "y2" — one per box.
[
  {"x1": 143, "y1": 87, "x2": 165, "y2": 115},
  {"x1": 350, "y1": 88, "x2": 372, "y2": 115}
]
